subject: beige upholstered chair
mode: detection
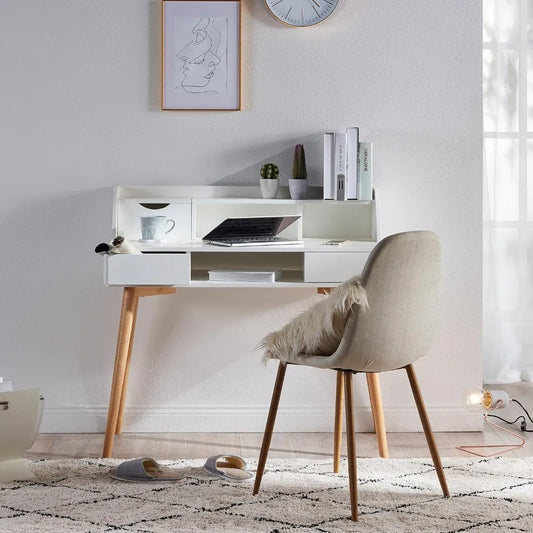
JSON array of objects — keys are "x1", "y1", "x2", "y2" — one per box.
[{"x1": 253, "y1": 231, "x2": 450, "y2": 521}]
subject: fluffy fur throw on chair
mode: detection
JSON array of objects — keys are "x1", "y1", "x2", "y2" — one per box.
[{"x1": 258, "y1": 276, "x2": 368, "y2": 363}]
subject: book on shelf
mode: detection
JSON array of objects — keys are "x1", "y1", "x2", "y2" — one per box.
[
  {"x1": 345, "y1": 126, "x2": 359, "y2": 200},
  {"x1": 208, "y1": 269, "x2": 282, "y2": 282},
  {"x1": 323, "y1": 132, "x2": 335, "y2": 200},
  {"x1": 357, "y1": 141, "x2": 373, "y2": 201},
  {"x1": 334, "y1": 132, "x2": 347, "y2": 201},
  {"x1": 323, "y1": 127, "x2": 361, "y2": 200}
]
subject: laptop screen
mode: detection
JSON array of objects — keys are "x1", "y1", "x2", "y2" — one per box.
[{"x1": 203, "y1": 216, "x2": 300, "y2": 240}]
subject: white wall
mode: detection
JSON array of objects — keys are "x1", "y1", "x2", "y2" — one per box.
[{"x1": 0, "y1": 1, "x2": 482, "y2": 433}]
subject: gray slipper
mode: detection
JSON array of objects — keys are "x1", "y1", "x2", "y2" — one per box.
[
  {"x1": 204, "y1": 455, "x2": 253, "y2": 481},
  {"x1": 108, "y1": 457, "x2": 184, "y2": 482}
]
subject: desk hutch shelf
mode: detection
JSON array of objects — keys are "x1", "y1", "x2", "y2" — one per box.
[{"x1": 104, "y1": 185, "x2": 379, "y2": 288}]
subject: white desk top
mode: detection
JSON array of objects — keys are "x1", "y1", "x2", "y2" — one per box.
[{"x1": 136, "y1": 238, "x2": 376, "y2": 253}]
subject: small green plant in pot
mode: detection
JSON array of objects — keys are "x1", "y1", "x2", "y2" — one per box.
[
  {"x1": 259, "y1": 163, "x2": 280, "y2": 199},
  {"x1": 289, "y1": 144, "x2": 308, "y2": 199}
]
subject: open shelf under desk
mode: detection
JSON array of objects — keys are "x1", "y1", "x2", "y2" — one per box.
[
  {"x1": 190, "y1": 269, "x2": 317, "y2": 287},
  {"x1": 190, "y1": 250, "x2": 305, "y2": 285}
]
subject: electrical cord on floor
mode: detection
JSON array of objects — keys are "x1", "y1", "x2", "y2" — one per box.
[
  {"x1": 457, "y1": 395, "x2": 530, "y2": 457},
  {"x1": 487, "y1": 398, "x2": 533, "y2": 432}
]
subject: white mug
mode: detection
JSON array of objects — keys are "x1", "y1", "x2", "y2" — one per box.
[{"x1": 140, "y1": 216, "x2": 175, "y2": 241}]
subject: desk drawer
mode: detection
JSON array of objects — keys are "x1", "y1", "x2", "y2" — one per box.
[
  {"x1": 104, "y1": 253, "x2": 190, "y2": 286},
  {"x1": 304, "y1": 252, "x2": 368, "y2": 283}
]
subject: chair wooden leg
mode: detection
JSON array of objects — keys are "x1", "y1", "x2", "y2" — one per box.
[
  {"x1": 253, "y1": 362, "x2": 287, "y2": 496},
  {"x1": 366, "y1": 373, "x2": 389, "y2": 458},
  {"x1": 405, "y1": 364, "x2": 449, "y2": 497},
  {"x1": 343, "y1": 371, "x2": 358, "y2": 521},
  {"x1": 333, "y1": 370, "x2": 344, "y2": 473}
]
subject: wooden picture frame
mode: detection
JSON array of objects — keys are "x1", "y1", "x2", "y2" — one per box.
[{"x1": 161, "y1": 0, "x2": 241, "y2": 110}]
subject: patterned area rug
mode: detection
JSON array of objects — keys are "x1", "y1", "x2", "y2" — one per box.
[{"x1": 1, "y1": 457, "x2": 532, "y2": 532}]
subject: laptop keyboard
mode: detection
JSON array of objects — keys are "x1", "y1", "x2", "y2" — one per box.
[{"x1": 217, "y1": 236, "x2": 283, "y2": 244}]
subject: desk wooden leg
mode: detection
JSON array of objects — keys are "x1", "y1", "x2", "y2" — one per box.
[
  {"x1": 333, "y1": 370, "x2": 344, "y2": 473},
  {"x1": 115, "y1": 292, "x2": 139, "y2": 435},
  {"x1": 102, "y1": 286, "x2": 177, "y2": 458},
  {"x1": 103, "y1": 287, "x2": 139, "y2": 458},
  {"x1": 317, "y1": 287, "x2": 333, "y2": 296},
  {"x1": 366, "y1": 373, "x2": 388, "y2": 458}
]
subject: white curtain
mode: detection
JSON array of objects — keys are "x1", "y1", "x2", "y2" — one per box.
[{"x1": 483, "y1": 0, "x2": 533, "y2": 383}]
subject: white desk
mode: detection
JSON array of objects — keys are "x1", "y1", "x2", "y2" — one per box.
[
  {"x1": 101, "y1": 186, "x2": 383, "y2": 458},
  {"x1": 105, "y1": 238, "x2": 374, "y2": 287}
]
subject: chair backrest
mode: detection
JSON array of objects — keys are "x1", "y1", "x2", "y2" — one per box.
[{"x1": 329, "y1": 231, "x2": 441, "y2": 372}]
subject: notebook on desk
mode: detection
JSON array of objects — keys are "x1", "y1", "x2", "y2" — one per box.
[{"x1": 202, "y1": 215, "x2": 303, "y2": 247}]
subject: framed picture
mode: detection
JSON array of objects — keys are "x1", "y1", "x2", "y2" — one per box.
[{"x1": 161, "y1": 0, "x2": 241, "y2": 111}]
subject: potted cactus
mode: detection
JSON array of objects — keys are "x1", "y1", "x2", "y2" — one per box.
[
  {"x1": 259, "y1": 163, "x2": 280, "y2": 199},
  {"x1": 288, "y1": 144, "x2": 308, "y2": 200}
]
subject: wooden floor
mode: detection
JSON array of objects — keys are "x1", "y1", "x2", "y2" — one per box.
[
  {"x1": 25, "y1": 426, "x2": 531, "y2": 462},
  {"x1": 26, "y1": 383, "x2": 533, "y2": 461}
]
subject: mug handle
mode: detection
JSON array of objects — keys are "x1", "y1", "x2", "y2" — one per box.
[{"x1": 165, "y1": 219, "x2": 175, "y2": 234}]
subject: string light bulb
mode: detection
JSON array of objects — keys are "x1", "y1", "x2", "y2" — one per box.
[
  {"x1": 458, "y1": 386, "x2": 524, "y2": 457},
  {"x1": 463, "y1": 386, "x2": 510, "y2": 410}
]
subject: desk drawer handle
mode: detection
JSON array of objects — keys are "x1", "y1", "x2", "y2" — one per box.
[{"x1": 0, "y1": 401, "x2": 9, "y2": 411}]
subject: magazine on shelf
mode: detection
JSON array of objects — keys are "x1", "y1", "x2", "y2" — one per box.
[
  {"x1": 357, "y1": 141, "x2": 373, "y2": 201},
  {"x1": 208, "y1": 269, "x2": 282, "y2": 282}
]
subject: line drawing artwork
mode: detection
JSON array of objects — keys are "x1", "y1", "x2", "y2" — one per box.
[{"x1": 174, "y1": 17, "x2": 228, "y2": 95}]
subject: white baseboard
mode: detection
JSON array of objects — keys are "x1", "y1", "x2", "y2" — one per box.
[{"x1": 40, "y1": 405, "x2": 483, "y2": 433}]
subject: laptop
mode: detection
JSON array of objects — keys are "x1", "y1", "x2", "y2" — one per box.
[{"x1": 202, "y1": 215, "x2": 303, "y2": 247}]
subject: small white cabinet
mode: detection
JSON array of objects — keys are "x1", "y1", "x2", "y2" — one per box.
[{"x1": 104, "y1": 186, "x2": 379, "y2": 287}]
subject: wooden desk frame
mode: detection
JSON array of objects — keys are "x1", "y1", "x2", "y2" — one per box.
[{"x1": 102, "y1": 286, "x2": 388, "y2": 463}]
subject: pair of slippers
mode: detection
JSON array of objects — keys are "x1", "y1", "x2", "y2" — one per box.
[{"x1": 108, "y1": 455, "x2": 253, "y2": 482}]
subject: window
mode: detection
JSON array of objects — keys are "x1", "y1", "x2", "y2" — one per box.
[{"x1": 483, "y1": 0, "x2": 533, "y2": 383}]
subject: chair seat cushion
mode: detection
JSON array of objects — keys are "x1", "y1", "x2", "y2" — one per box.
[{"x1": 258, "y1": 276, "x2": 368, "y2": 364}]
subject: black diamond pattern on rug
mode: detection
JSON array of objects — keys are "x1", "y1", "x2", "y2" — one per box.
[{"x1": 0, "y1": 457, "x2": 532, "y2": 532}]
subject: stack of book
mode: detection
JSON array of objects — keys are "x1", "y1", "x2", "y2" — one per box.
[
  {"x1": 323, "y1": 127, "x2": 373, "y2": 201},
  {"x1": 208, "y1": 269, "x2": 281, "y2": 282}
]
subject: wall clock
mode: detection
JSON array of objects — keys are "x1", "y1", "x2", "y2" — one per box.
[{"x1": 264, "y1": 0, "x2": 339, "y2": 28}]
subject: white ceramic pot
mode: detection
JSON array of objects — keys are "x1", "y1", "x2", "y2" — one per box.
[
  {"x1": 288, "y1": 178, "x2": 307, "y2": 200},
  {"x1": 260, "y1": 178, "x2": 280, "y2": 199}
]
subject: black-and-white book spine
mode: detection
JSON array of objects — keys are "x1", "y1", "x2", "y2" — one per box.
[
  {"x1": 323, "y1": 132, "x2": 335, "y2": 200},
  {"x1": 334, "y1": 132, "x2": 347, "y2": 201},
  {"x1": 358, "y1": 141, "x2": 373, "y2": 201},
  {"x1": 346, "y1": 126, "x2": 359, "y2": 200}
]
